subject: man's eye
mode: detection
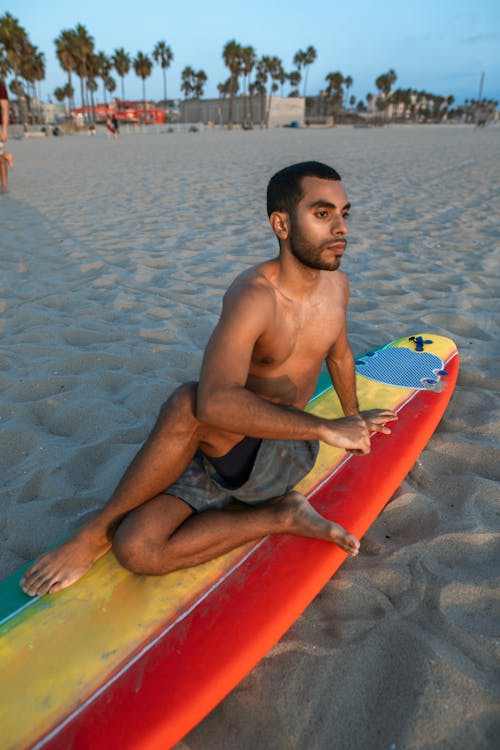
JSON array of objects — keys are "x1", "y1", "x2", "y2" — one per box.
[{"x1": 316, "y1": 210, "x2": 328, "y2": 218}]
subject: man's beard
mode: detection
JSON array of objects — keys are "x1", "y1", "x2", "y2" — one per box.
[{"x1": 289, "y1": 223, "x2": 346, "y2": 271}]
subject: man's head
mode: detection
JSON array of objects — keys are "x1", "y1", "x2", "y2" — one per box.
[
  {"x1": 267, "y1": 162, "x2": 349, "y2": 272},
  {"x1": 266, "y1": 161, "x2": 342, "y2": 219}
]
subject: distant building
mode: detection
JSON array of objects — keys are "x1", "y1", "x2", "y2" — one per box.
[
  {"x1": 71, "y1": 99, "x2": 167, "y2": 125},
  {"x1": 58, "y1": 95, "x2": 305, "y2": 128},
  {"x1": 179, "y1": 95, "x2": 305, "y2": 127}
]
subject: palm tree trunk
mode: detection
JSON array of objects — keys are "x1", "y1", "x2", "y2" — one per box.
[
  {"x1": 90, "y1": 88, "x2": 96, "y2": 124},
  {"x1": 265, "y1": 87, "x2": 273, "y2": 128},
  {"x1": 79, "y1": 76, "x2": 85, "y2": 114},
  {"x1": 14, "y1": 71, "x2": 27, "y2": 128},
  {"x1": 66, "y1": 71, "x2": 74, "y2": 111}
]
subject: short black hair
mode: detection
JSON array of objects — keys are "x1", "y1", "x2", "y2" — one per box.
[{"x1": 266, "y1": 161, "x2": 342, "y2": 218}]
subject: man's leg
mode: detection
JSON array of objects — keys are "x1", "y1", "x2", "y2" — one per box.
[
  {"x1": 20, "y1": 382, "x2": 238, "y2": 596},
  {"x1": 21, "y1": 382, "x2": 359, "y2": 596},
  {"x1": 0, "y1": 156, "x2": 7, "y2": 192},
  {"x1": 113, "y1": 489, "x2": 359, "y2": 576}
]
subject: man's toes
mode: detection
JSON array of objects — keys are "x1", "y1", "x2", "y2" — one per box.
[
  {"x1": 47, "y1": 580, "x2": 64, "y2": 595},
  {"x1": 348, "y1": 537, "x2": 360, "y2": 555},
  {"x1": 21, "y1": 570, "x2": 52, "y2": 596}
]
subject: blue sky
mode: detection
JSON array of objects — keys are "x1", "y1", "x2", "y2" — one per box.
[{"x1": 8, "y1": 0, "x2": 500, "y2": 105}]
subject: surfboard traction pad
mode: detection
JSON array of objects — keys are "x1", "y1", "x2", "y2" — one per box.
[
  {"x1": 355, "y1": 342, "x2": 447, "y2": 390},
  {"x1": 0, "y1": 333, "x2": 458, "y2": 750}
]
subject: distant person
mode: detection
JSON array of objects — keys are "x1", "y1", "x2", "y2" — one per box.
[
  {"x1": 476, "y1": 110, "x2": 487, "y2": 128},
  {"x1": 106, "y1": 113, "x2": 117, "y2": 138},
  {"x1": 112, "y1": 114, "x2": 120, "y2": 135},
  {"x1": 20, "y1": 161, "x2": 397, "y2": 597},
  {"x1": 0, "y1": 79, "x2": 13, "y2": 193}
]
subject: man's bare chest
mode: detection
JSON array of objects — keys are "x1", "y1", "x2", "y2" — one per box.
[{"x1": 251, "y1": 301, "x2": 345, "y2": 369}]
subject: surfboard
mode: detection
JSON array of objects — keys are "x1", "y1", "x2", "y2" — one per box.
[{"x1": 0, "y1": 333, "x2": 458, "y2": 750}]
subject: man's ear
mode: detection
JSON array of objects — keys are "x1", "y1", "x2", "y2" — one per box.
[{"x1": 269, "y1": 211, "x2": 290, "y2": 240}]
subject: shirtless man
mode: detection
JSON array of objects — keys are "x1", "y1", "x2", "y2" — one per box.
[{"x1": 20, "y1": 161, "x2": 397, "y2": 597}]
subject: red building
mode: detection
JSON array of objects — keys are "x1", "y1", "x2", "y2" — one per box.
[{"x1": 72, "y1": 99, "x2": 167, "y2": 125}]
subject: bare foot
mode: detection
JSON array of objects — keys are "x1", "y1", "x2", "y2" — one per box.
[
  {"x1": 279, "y1": 491, "x2": 360, "y2": 556},
  {"x1": 20, "y1": 533, "x2": 111, "y2": 597}
]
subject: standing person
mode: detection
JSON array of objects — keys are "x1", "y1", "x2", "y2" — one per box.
[
  {"x1": 106, "y1": 112, "x2": 117, "y2": 138},
  {"x1": 0, "y1": 79, "x2": 13, "y2": 193},
  {"x1": 20, "y1": 161, "x2": 397, "y2": 597}
]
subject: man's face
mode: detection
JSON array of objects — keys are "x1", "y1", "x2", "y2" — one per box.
[{"x1": 288, "y1": 177, "x2": 350, "y2": 271}]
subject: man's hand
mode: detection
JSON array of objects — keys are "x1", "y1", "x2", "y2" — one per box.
[
  {"x1": 360, "y1": 409, "x2": 398, "y2": 436},
  {"x1": 320, "y1": 409, "x2": 397, "y2": 455}
]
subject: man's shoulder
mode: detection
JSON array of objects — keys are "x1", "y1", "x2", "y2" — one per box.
[
  {"x1": 227, "y1": 260, "x2": 277, "y2": 295},
  {"x1": 323, "y1": 268, "x2": 349, "y2": 291}
]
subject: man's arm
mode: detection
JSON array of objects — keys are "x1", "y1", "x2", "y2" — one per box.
[
  {"x1": 326, "y1": 324, "x2": 360, "y2": 417},
  {"x1": 325, "y1": 276, "x2": 397, "y2": 438},
  {"x1": 196, "y1": 282, "x2": 380, "y2": 453}
]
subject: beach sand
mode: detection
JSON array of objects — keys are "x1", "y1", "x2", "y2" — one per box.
[{"x1": 1, "y1": 124, "x2": 499, "y2": 749}]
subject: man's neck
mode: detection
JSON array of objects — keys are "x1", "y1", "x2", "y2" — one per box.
[{"x1": 273, "y1": 248, "x2": 323, "y2": 301}]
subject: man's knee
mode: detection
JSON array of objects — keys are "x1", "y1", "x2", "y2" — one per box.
[
  {"x1": 157, "y1": 381, "x2": 200, "y2": 433},
  {"x1": 113, "y1": 521, "x2": 172, "y2": 575},
  {"x1": 162, "y1": 381, "x2": 198, "y2": 417}
]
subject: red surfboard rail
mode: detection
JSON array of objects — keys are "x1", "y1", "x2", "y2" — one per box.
[{"x1": 36, "y1": 347, "x2": 458, "y2": 750}]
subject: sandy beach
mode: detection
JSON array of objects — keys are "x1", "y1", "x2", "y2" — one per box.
[{"x1": 1, "y1": 124, "x2": 499, "y2": 749}]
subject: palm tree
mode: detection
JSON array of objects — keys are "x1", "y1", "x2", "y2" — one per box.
[
  {"x1": 112, "y1": 48, "x2": 131, "y2": 104},
  {"x1": 258, "y1": 55, "x2": 284, "y2": 127},
  {"x1": 194, "y1": 70, "x2": 207, "y2": 99},
  {"x1": 55, "y1": 29, "x2": 77, "y2": 110},
  {"x1": 95, "y1": 51, "x2": 112, "y2": 104},
  {"x1": 375, "y1": 69, "x2": 397, "y2": 119},
  {"x1": 303, "y1": 46, "x2": 317, "y2": 97},
  {"x1": 21, "y1": 45, "x2": 45, "y2": 122},
  {"x1": 288, "y1": 70, "x2": 301, "y2": 97},
  {"x1": 54, "y1": 82, "x2": 74, "y2": 115},
  {"x1": 153, "y1": 40, "x2": 173, "y2": 107},
  {"x1": 294, "y1": 45, "x2": 317, "y2": 97},
  {"x1": 181, "y1": 66, "x2": 195, "y2": 99},
  {"x1": 293, "y1": 49, "x2": 306, "y2": 90},
  {"x1": 0, "y1": 12, "x2": 30, "y2": 125},
  {"x1": 133, "y1": 51, "x2": 153, "y2": 111},
  {"x1": 71, "y1": 24, "x2": 95, "y2": 115},
  {"x1": 343, "y1": 75, "x2": 353, "y2": 108},
  {"x1": 105, "y1": 76, "x2": 116, "y2": 100},
  {"x1": 325, "y1": 71, "x2": 345, "y2": 116},
  {"x1": 0, "y1": 46, "x2": 9, "y2": 80},
  {"x1": 240, "y1": 45, "x2": 256, "y2": 123},
  {"x1": 222, "y1": 39, "x2": 243, "y2": 128},
  {"x1": 86, "y1": 76, "x2": 98, "y2": 122}
]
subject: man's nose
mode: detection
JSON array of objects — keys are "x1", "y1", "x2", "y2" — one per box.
[{"x1": 332, "y1": 213, "x2": 348, "y2": 235}]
